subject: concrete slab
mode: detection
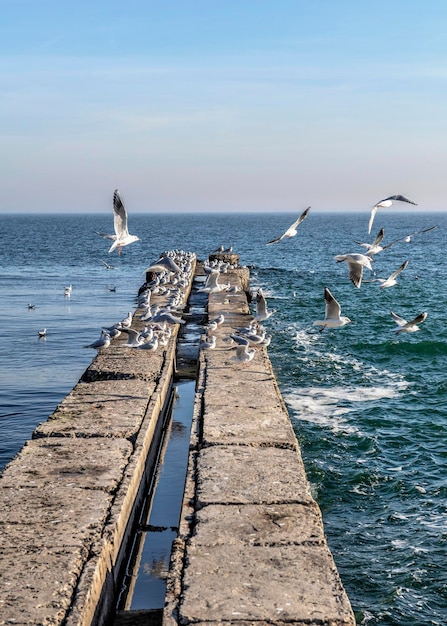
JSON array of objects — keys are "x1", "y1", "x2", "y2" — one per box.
[
  {"x1": 196, "y1": 445, "x2": 313, "y2": 506},
  {"x1": 181, "y1": 542, "x2": 354, "y2": 624},
  {"x1": 192, "y1": 502, "x2": 326, "y2": 547},
  {"x1": 34, "y1": 379, "x2": 155, "y2": 439},
  {"x1": 0, "y1": 437, "x2": 132, "y2": 492}
]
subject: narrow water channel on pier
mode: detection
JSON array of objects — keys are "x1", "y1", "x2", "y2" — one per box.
[{"x1": 118, "y1": 378, "x2": 196, "y2": 611}]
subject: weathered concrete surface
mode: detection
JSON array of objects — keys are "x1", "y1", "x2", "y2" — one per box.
[
  {"x1": 0, "y1": 252, "x2": 196, "y2": 626},
  {"x1": 164, "y1": 266, "x2": 355, "y2": 626}
]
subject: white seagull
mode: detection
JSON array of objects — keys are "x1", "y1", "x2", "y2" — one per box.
[
  {"x1": 266, "y1": 206, "x2": 311, "y2": 244},
  {"x1": 334, "y1": 253, "x2": 373, "y2": 288},
  {"x1": 354, "y1": 228, "x2": 385, "y2": 256},
  {"x1": 368, "y1": 194, "x2": 417, "y2": 234},
  {"x1": 84, "y1": 330, "x2": 111, "y2": 349},
  {"x1": 144, "y1": 255, "x2": 181, "y2": 275},
  {"x1": 377, "y1": 260, "x2": 409, "y2": 289},
  {"x1": 97, "y1": 190, "x2": 141, "y2": 255},
  {"x1": 391, "y1": 311, "x2": 427, "y2": 334},
  {"x1": 381, "y1": 225, "x2": 438, "y2": 250},
  {"x1": 38, "y1": 328, "x2": 47, "y2": 338},
  {"x1": 255, "y1": 288, "x2": 274, "y2": 321},
  {"x1": 313, "y1": 288, "x2": 351, "y2": 332},
  {"x1": 232, "y1": 344, "x2": 256, "y2": 366}
]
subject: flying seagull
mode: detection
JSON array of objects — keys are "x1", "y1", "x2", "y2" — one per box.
[
  {"x1": 97, "y1": 190, "x2": 141, "y2": 255},
  {"x1": 376, "y1": 260, "x2": 409, "y2": 288},
  {"x1": 334, "y1": 253, "x2": 373, "y2": 288},
  {"x1": 381, "y1": 225, "x2": 438, "y2": 251},
  {"x1": 354, "y1": 228, "x2": 385, "y2": 256},
  {"x1": 255, "y1": 288, "x2": 274, "y2": 321},
  {"x1": 266, "y1": 206, "x2": 311, "y2": 244},
  {"x1": 368, "y1": 194, "x2": 417, "y2": 234},
  {"x1": 391, "y1": 311, "x2": 427, "y2": 334},
  {"x1": 313, "y1": 288, "x2": 351, "y2": 332}
]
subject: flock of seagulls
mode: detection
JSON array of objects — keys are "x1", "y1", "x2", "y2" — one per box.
[
  {"x1": 83, "y1": 250, "x2": 195, "y2": 352},
  {"x1": 267, "y1": 196, "x2": 435, "y2": 335}
]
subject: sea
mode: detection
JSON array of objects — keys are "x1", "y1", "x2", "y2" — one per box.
[{"x1": 0, "y1": 211, "x2": 446, "y2": 625}]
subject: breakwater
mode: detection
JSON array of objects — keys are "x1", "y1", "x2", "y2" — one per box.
[{"x1": 0, "y1": 250, "x2": 355, "y2": 626}]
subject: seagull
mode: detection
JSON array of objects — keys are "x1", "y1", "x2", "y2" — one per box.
[
  {"x1": 334, "y1": 253, "x2": 373, "y2": 288},
  {"x1": 64, "y1": 284, "x2": 72, "y2": 297},
  {"x1": 28, "y1": 303, "x2": 36, "y2": 310},
  {"x1": 84, "y1": 330, "x2": 111, "y2": 349},
  {"x1": 354, "y1": 228, "x2": 385, "y2": 256},
  {"x1": 136, "y1": 335, "x2": 159, "y2": 351},
  {"x1": 98, "y1": 190, "x2": 141, "y2": 255},
  {"x1": 313, "y1": 288, "x2": 352, "y2": 332},
  {"x1": 144, "y1": 255, "x2": 181, "y2": 274},
  {"x1": 255, "y1": 288, "x2": 274, "y2": 321},
  {"x1": 37, "y1": 328, "x2": 47, "y2": 338},
  {"x1": 391, "y1": 311, "x2": 428, "y2": 334},
  {"x1": 266, "y1": 206, "x2": 311, "y2": 244},
  {"x1": 376, "y1": 260, "x2": 409, "y2": 288},
  {"x1": 199, "y1": 335, "x2": 217, "y2": 350},
  {"x1": 101, "y1": 260, "x2": 114, "y2": 270},
  {"x1": 368, "y1": 194, "x2": 417, "y2": 234},
  {"x1": 381, "y1": 225, "x2": 439, "y2": 251},
  {"x1": 232, "y1": 344, "x2": 256, "y2": 366}
]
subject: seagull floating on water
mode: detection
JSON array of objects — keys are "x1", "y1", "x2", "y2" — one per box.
[
  {"x1": 391, "y1": 311, "x2": 427, "y2": 334},
  {"x1": 38, "y1": 328, "x2": 47, "y2": 338},
  {"x1": 313, "y1": 288, "x2": 351, "y2": 332},
  {"x1": 97, "y1": 190, "x2": 141, "y2": 255},
  {"x1": 368, "y1": 194, "x2": 417, "y2": 234},
  {"x1": 334, "y1": 253, "x2": 373, "y2": 288},
  {"x1": 266, "y1": 206, "x2": 310, "y2": 245}
]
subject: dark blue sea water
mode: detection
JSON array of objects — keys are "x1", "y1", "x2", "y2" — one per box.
[{"x1": 1, "y1": 211, "x2": 446, "y2": 625}]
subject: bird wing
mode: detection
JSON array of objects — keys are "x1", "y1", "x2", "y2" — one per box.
[
  {"x1": 324, "y1": 288, "x2": 341, "y2": 319},
  {"x1": 408, "y1": 311, "x2": 428, "y2": 326},
  {"x1": 382, "y1": 225, "x2": 438, "y2": 251},
  {"x1": 266, "y1": 206, "x2": 310, "y2": 244},
  {"x1": 388, "y1": 260, "x2": 409, "y2": 281},
  {"x1": 113, "y1": 190, "x2": 129, "y2": 238},
  {"x1": 368, "y1": 206, "x2": 378, "y2": 235},
  {"x1": 382, "y1": 194, "x2": 418, "y2": 205},
  {"x1": 347, "y1": 259, "x2": 364, "y2": 288},
  {"x1": 390, "y1": 311, "x2": 407, "y2": 326},
  {"x1": 256, "y1": 290, "x2": 267, "y2": 315}
]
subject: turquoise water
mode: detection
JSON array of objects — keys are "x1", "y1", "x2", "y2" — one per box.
[{"x1": 0, "y1": 211, "x2": 446, "y2": 625}]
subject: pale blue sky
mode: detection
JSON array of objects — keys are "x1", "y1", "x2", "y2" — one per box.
[{"x1": 2, "y1": 1, "x2": 447, "y2": 213}]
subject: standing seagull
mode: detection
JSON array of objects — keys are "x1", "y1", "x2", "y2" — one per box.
[
  {"x1": 266, "y1": 206, "x2": 311, "y2": 244},
  {"x1": 97, "y1": 190, "x2": 141, "y2": 255},
  {"x1": 391, "y1": 311, "x2": 427, "y2": 334},
  {"x1": 334, "y1": 253, "x2": 373, "y2": 288},
  {"x1": 368, "y1": 194, "x2": 417, "y2": 234},
  {"x1": 313, "y1": 288, "x2": 351, "y2": 332}
]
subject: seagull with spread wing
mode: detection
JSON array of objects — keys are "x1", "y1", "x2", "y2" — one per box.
[
  {"x1": 97, "y1": 190, "x2": 141, "y2": 255},
  {"x1": 391, "y1": 311, "x2": 427, "y2": 334},
  {"x1": 313, "y1": 288, "x2": 351, "y2": 332},
  {"x1": 334, "y1": 253, "x2": 373, "y2": 288},
  {"x1": 266, "y1": 206, "x2": 310, "y2": 244},
  {"x1": 376, "y1": 260, "x2": 409, "y2": 289},
  {"x1": 368, "y1": 194, "x2": 417, "y2": 234}
]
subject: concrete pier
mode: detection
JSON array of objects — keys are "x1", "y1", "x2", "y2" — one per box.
[{"x1": 0, "y1": 252, "x2": 355, "y2": 626}]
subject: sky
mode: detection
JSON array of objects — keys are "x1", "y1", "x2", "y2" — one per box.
[{"x1": 2, "y1": 0, "x2": 447, "y2": 213}]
